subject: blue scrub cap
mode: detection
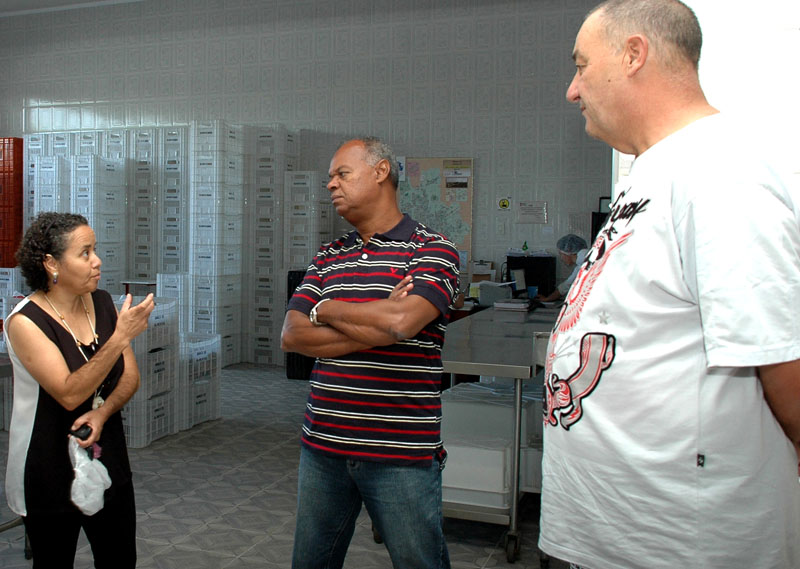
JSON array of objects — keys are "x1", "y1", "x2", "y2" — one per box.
[{"x1": 556, "y1": 234, "x2": 588, "y2": 254}]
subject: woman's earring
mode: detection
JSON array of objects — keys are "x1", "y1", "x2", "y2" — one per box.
[{"x1": 52, "y1": 272, "x2": 58, "y2": 285}]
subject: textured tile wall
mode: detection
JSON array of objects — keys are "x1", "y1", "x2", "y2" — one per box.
[{"x1": 0, "y1": 0, "x2": 611, "y2": 279}]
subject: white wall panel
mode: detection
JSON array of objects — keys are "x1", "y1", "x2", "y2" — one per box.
[{"x1": 0, "y1": 0, "x2": 610, "y2": 271}]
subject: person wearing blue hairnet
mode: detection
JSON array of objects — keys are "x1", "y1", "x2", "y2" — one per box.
[{"x1": 537, "y1": 234, "x2": 588, "y2": 302}]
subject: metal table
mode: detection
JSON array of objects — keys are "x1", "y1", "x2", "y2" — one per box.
[{"x1": 440, "y1": 306, "x2": 558, "y2": 562}]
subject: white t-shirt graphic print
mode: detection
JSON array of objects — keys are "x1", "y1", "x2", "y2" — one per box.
[{"x1": 539, "y1": 114, "x2": 800, "y2": 569}]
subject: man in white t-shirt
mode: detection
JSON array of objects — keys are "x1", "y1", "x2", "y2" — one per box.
[{"x1": 539, "y1": 1, "x2": 800, "y2": 568}]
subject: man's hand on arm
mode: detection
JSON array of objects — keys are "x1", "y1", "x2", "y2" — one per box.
[{"x1": 281, "y1": 276, "x2": 439, "y2": 359}]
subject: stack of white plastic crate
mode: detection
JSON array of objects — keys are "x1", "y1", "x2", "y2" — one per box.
[
  {"x1": 23, "y1": 134, "x2": 47, "y2": 227},
  {"x1": 128, "y1": 128, "x2": 159, "y2": 281},
  {"x1": 155, "y1": 271, "x2": 191, "y2": 336},
  {"x1": 189, "y1": 120, "x2": 245, "y2": 366},
  {"x1": 0, "y1": 267, "x2": 28, "y2": 355},
  {"x1": 118, "y1": 296, "x2": 179, "y2": 448},
  {"x1": 158, "y1": 127, "x2": 190, "y2": 275},
  {"x1": 177, "y1": 333, "x2": 222, "y2": 431},
  {"x1": 283, "y1": 171, "x2": 332, "y2": 272},
  {"x1": 242, "y1": 125, "x2": 297, "y2": 365},
  {"x1": 72, "y1": 155, "x2": 126, "y2": 295},
  {"x1": 0, "y1": 268, "x2": 26, "y2": 428},
  {"x1": 30, "y1": 155, "x2": 71, "y2": 220}
]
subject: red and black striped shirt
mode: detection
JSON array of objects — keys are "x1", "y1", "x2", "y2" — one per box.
[{"x1": 287, "y1": 214, "x2": 460, "y2": 465}]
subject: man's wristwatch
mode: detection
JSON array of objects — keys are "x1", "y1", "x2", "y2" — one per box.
[{"x1": 309, "y1": 298, "x2": 331, "y2": 326}]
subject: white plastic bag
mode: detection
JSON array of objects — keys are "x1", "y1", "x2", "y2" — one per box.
[{"x1": 68, "y1": 436, "x2": 111, "y2": 516}]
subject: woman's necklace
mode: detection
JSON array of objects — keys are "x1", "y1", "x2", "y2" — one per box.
[{"x1": 42, "y1": 292, "x2": 104, "y2": 409}]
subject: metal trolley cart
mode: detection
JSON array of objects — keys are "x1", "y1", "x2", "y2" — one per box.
[{"x1": 440, "y1": 307, "x2": 556, "y2": 563}]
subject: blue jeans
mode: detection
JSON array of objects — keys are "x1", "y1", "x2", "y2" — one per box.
[{"x1": 292, "y1": 446, "x2": 451, "y2": 569}]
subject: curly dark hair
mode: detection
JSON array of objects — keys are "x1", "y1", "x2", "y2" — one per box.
[{"x1": 16, "y1": 212, "x2": 89, "y2": 293}]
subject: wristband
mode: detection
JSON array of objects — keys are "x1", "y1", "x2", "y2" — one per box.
[{"x1": 309, "y1": 298, "x2": 331, "y2": 326}]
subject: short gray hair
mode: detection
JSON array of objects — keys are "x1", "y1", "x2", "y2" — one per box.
[
  {"x1": 345, "y1": 136, "x2": 400, "y2": 188},
  {"x1": 590, "y1": 0, "x2": 702, "y2": 70}
]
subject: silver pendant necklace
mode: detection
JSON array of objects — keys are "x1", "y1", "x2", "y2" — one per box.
[{"x1": 42, "y1": 292, "x2": 104, "y2": 409}]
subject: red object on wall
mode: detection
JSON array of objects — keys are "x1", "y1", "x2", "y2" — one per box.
[{"x1": 0, "y1": 137, "x2": 23, "y2": 267}]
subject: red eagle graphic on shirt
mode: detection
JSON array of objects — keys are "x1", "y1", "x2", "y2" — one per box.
[{"x1": 543, "y1": 231, "x2": 631, "y2": 429}]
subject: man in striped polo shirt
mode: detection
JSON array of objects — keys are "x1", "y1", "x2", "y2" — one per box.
[{"x1": 282, "y1": 137, "x2": 460, "y2": 569}]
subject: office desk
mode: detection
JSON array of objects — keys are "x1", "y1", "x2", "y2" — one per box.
[{"x1": 441, "y1": 306, "x2": 558, "y2": 562}]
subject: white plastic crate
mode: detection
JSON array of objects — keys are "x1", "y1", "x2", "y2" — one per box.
[
  {"x1": 136, "y1": 345, "x2": 178, "y2": 400},
  {"x1": 176, "y1": 336, "x2": 219, "y2": 425},
  {"x1": 122, "y1": 389, "x2": 176, "y2": 449},
  {"x1": 248, "y1": 124, "x2": 296, "y2": 156},
  {"x1": 189, "y1": 214, "x2": 243, "y2": 246},
  {"x1": 132, "y1": 218, "x2": 158, "y2": 242},
  {"x1": 253, "y1": 245, "x2": 281, "y2": 264},
  {"x1": 99, "y1": 269, "x2": 124, "y2": 296},
  {"x1": 156, "y1": 272, "x2": 191, "y2": 302},
  {"x1": 191, "y1": 183, "x2": 243, "y2": 216},
  {"x1": 249, "y1": 181, "x2": 281, "y2": 203},
  {"x1": 247, "y1": 335, "x2": 281, "y2": 365},
  {"x1": 254, "y1": 224, "x2": 282, "y2": 248},
  {"x1": 159, "y1": 127, "x2": 187, "y2": 160},
  {"x1": 32, "y1": 184, "x2": 71, "y2": 215},
  {"x1": 286, "y1": 249, "x2": 314, "y2": 271},
  {"x1": 253, "y1": 202, "x2": 280, "y2": 219},
  {"x1": 72, "y1": 185, "x2": 126, "y2": 216},
  {"x1": 191, "y1": 120, "x2": 244, "y2": 153},
  {"x1": 95, "y1": 242, "x2": 125, "y2": 272},
  {"x1": 117, "y1": 296, "x2": 179, "y2": 353},
  {"x1": 191, "y1": 152, "x2": 244, "y2": 185},
  {"x1": 90, "y1": 213, "x2": 126, "y2": 243},
  {"x1": 190, "y1": 304, "x2": 241, "y2": 335},
  {"x1": 189, "y1": 244, "x2": 242, "y2": 276},
  {"x1": 250, "y1": 289, "x2": 276, "y2": 310},
  {"x1": 71, "y1": 155, "x2": 124, "y2": 187},
  {"x1": 246, "y1": 317, "x2": 281, "y2": 339},
  {"x1": 77, "y1": 131, "x2": 103, "y2": 155},
  {"x1": 220, "y1": 332, "x2": 241, "y2": 367},
  {"x1": 160, "y1": 162, "x2": 187, "y2": 201},
  {"x1": 286, "y1": 212, "x2": 331, "y2": 236},
  {"x1": 102, "y1": 129, "x2": 128, "y2": 160},
  {"x1": 189, "y1": 378, "x2": 220, "y2": 427},
  {"x1": 190, "y1": 274, "x2": 242, "y2": 308},
  {"x1": 130, "y1": 183, "x2": 155, "y2": 204},
  {"x1": 33, "y1": 155, "x2": 71, "y2": 186},
  {"x1": 161, "y1": 213, "x2": 187, "y2": 233},
  {"x1": 442, "y1": 436, "x2": 513, "y2": 509},
  {"x1": 0, "y1": 269, "x2": 27, "y2": 297},
  {"x1": 1, "y1": 295, "x2": 26, "y2": 352},
  {"x1": 159, "y1": 245, "x2": 187, "y2": 274},
  {"x1": 176, "y1": 376, "x2": 221, "y2": 431},
  {"x1": 180, "y1": 333, "x2": 221, "y2": 383},
  {"x1": 48, "y1": 132, "x2": 74, "y2": 156},
  {"x1": 131, "y1": 128, "x2": 158, "y2": 162},
  {"x1": 160, "y1": 183, "x2": 187, "y2": 207},
  {"x1": 251, "y1": 274, "x2": 277, "y2": 293},
  {"x1": 24, "y1": 133, "x2": 47, "y2": 157}
]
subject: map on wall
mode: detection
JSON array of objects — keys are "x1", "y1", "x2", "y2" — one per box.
[{"x1": 397, "y1": 157, "x2": 473, "y2": 260}]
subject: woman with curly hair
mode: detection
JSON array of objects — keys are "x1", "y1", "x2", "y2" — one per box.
[{"x1": 3, "y1": 211, "x2": 154, "y2": 568}]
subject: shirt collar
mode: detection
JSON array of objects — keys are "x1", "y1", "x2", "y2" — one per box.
[{"x1": 344, "y1": 213, "x2": 415, "y2": 246}]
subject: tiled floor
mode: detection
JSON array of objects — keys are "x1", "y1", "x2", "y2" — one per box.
[{"x1": 0, "y1": 364, "x2": 562, "y2": 568}]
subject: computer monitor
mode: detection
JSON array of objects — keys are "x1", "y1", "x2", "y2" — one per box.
[{"x1": 506, "y1": 255, "x2": 556, "y2": 297}]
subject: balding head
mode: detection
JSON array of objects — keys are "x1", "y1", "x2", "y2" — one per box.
[{"x1": 590, "y1": 0, "x2": 702, "y2": 71}]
